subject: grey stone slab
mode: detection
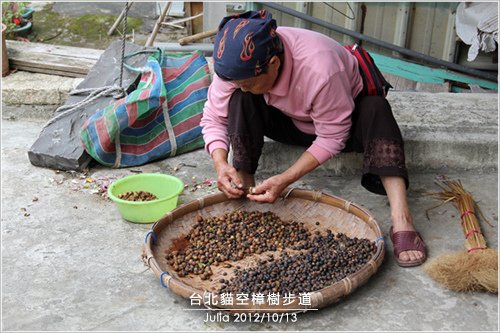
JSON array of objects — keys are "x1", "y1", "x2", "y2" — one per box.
[{"x1": 27, "y1": 41, "x2": 151, "y2": 171}]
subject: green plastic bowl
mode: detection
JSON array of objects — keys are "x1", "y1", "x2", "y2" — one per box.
[{"x1": 108, "y1": 173, "x2": 184, "y2": 223}]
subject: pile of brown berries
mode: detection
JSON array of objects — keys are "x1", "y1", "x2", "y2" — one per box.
[
  {"x1": 165, "y1": 209, "x2": 377, "y2": 293},
  {"x1": 118, "y1": 191, "x2": 158, "y2": 201},
  {"x1": 219, "y1": 231, "x2": 376, "y2": 295},
  {"x1": 166, "y1": 210, "x2": 311, "y2": 278}
]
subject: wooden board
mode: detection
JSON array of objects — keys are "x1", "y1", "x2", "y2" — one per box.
[
  {"x1": 184, "y1": 1, "x2": 193, "y2": 36},
  {"x1": 190, "y1": 2, "x2": 204, "y2": 35},
  {"x1": 5, "y1": 40, "x2": 103, "y2": 77},
  {"x1": 383, "y1": 72, "x2": 452, "y2": 92}
]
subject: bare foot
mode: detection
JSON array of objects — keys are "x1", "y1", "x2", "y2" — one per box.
[
  {"x1": 391, "y1": 218, "x2": 426, "y2": 264},
  {"x1": 380, "y1": 176, "x2": 427, "y2": 266}
]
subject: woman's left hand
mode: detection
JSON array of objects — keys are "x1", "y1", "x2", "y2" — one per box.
[
  {"x1": 247, "y1": 151, "x2": 319, "y2": 203},
  {"x1": 246, "y1": 174, "x2": 289, "y2": 203}
]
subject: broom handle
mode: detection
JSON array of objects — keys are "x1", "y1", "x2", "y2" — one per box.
[
  {"x1": 429, "y1": 177, "x2": 491, "y2": 253},
  {"x1": 459, "y1": 195, "x2": 488, "y2": 252}
]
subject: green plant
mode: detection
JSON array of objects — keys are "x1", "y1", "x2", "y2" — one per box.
[{"x1": 2, "y1": 2, "x2": 28, "y2": 32}]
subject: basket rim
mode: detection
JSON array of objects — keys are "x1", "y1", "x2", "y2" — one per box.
[{"x1": 143, "y1": 188, "x2": 385, "y2": 311}]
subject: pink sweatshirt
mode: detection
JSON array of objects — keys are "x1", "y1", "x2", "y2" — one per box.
[{"x1": 200, "y1": 27, "x2": 363, "y2": 164}]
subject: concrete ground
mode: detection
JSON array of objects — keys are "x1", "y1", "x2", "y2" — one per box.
[{"x1": 1, "y1": 93, "x2": 498, "y2": 331}]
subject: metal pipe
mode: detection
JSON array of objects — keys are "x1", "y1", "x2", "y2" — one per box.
[
  {"x1": 154, "y1": 42, "x2": 213, "y2": 54},
  {"x1": 258, "y1": 2, "x2": 497, "y2": 82}
]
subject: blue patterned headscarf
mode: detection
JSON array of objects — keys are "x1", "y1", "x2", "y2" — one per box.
[{"x1": 213, "y1": 10, "x2": 283, "y2": 81}]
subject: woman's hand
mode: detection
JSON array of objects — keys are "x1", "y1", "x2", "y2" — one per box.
[
  {"x1": 246, "y1": 151, "x2": 320, "y2": 203},
  {"x1": 247, "y1": 174, "x2": 289, "y2": 203},
  {"x1": 211, "y1": 148, "x2": 244, "y2": 199},
  {"x1": 216, "y1": 163, "x2": 245, "y2": 199}
]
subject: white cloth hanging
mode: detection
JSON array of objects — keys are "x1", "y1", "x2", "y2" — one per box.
[{"x1": 455, "y1": 2, "x2": 498, "y2": 62}]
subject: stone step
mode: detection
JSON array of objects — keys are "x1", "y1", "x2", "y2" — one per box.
[{"x1": 260, "y1": 92, "x2": 498, "y2": 174}]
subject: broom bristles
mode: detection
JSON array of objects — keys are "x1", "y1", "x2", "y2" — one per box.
[{"x1": 424, "y1": 249, "x2": 498, "y2": 293}]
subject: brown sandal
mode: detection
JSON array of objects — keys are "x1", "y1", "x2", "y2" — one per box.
[{"x1": 389, "y1": 226, "x2": 427, "y2": 267}]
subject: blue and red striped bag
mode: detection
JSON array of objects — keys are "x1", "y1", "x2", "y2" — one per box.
[
  {"x1": 345, "y1": 44, "x2": 392, "y2": 97},
  {"x1": 81, "y1": 51, "x2": 211, "y2": 168}
]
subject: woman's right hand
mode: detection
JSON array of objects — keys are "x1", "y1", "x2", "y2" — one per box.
[
  {"x1": 215, "y1": 163, "x2": 245, "y2": 198},
  {"x1": 211, "y1": 148, "x2": 244, "y2": 199}
]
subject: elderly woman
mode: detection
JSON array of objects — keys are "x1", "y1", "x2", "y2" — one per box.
[{"x1": 200, "y1": 10, "x2": 427, "y2": 267}]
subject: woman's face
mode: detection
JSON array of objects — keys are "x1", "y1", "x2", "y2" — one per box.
[{"x1": 232, "y1": 55, "x2": 281, "y2": 95}]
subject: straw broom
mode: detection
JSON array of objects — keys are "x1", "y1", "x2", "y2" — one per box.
[{"x1": 424, "y1": 176, "x2": 497, "y2": 293}]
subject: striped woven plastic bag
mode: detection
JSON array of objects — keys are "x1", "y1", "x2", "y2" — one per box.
[{"x1": 81, "y1": 51, "x2": 211, "y2": 167}]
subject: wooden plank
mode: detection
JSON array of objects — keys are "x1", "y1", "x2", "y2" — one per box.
[
  {"x1": 5, "y1": 40, "x2": 103, "y2": 77},
  {"x1": 7, "y1": 65, "x2": 86, "y2": 78},
  {"x1": 184, "y1": 1, "x2": 193, "y2": 36},
  {"x1": 383, "y1": 72, "x2": 451, "y2": 92},
  {"x1": 382, "y1": 73, "x2": 417, "y2": 91},
  {"x1": 190, "y1": 2, "x2": 204, "y2": 35},
  {"x1": 7, "y1": 48, "x2": 97, "y2": 75},
  {"x1": 6, "y1": 40, "x2": 103, "y2": 60}
]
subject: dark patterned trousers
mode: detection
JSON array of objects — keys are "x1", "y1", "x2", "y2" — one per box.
[{"x1": 227, "y1": 90, "x2": 408, "y2": 195}]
